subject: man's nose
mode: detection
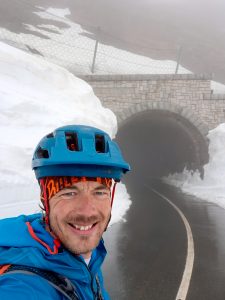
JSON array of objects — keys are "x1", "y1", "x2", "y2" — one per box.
[{"x1": 75, "y1": 193, "x2": 96, "y2": 215}]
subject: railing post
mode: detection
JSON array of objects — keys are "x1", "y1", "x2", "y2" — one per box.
[
  {"x1": 91, "y1": 27, "x2": 100, "y2": 73},
  {"x1": 175, "y1": 46, "x2": 182, "y2": 74}
]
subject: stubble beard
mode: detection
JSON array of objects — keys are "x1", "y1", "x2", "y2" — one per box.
[{"x1": 51, "y1": 212, "x2": 110, "y2": 256}]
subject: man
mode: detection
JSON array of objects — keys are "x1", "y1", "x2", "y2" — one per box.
[{"x1": 0, "y1": 125, "x2": 130, "y2": 299}]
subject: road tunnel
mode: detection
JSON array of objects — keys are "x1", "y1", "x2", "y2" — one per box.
[{"x1": 116, "y1": 109, "x2": 209, "y2": 180}]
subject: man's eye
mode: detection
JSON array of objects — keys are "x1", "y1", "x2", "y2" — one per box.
[
  {"x1": 95, "y1": 191, "x2": 104, "y2": 195},
  {"x1": 95, "y1": 191, "x2": 110, "y2": 196},
  {"x1": 60, "y1": 192, "x2": 77, "y2": 198}
]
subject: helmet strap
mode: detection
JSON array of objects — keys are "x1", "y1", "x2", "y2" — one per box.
[
  {"x1": 39, "y1": 178, "x2": 51, "y2": 229},
  {"x1": 110, "y1": 181, "x2": 117, "y2": 207},
  {"x1": 104, "y1": 181, "x2": 118, "y2": 232}
]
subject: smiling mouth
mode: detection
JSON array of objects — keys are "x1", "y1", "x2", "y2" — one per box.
[{"x1": 68, "y1": 222, "x2": 97, "y2": 232}]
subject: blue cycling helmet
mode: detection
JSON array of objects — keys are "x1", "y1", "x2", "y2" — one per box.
[{"x1": 32, "y1": 125, "x2": 130, "y2": 181}]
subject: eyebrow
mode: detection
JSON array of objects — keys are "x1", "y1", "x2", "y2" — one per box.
[
  {"x1": 62, "y1": 186, "x2": 79, "y2": 191},
  {"x1": 61, "y1": 185, "x2": 109, "y2": 192},
  {"x1": 94, "y1": 185, "x2": 110, "y2": 191}
]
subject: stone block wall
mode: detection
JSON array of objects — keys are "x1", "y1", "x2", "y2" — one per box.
[{"x1": 80, "y1": 74, "x2": 225, "y2": 130}]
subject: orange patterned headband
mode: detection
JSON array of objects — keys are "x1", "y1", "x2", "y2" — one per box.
[{"x1": 39, "y1": 176, "x2": 113, "y2": 203}]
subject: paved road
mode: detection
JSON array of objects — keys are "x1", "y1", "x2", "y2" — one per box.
[{"x1": 103, "y1": 178, "x2": 225, "y2": 299}]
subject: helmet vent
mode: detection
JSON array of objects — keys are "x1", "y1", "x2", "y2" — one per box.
[
  {"x1": 36, "y1": 147, "x2": 49, "y2": 158},
  {"x1": 46, "y1": 132, "x2": 54, "y2": 138},
  {"x1": 65, "y1": 132, "x2": 79, "y2": 151},
  {"x1": 95, "y1": 134, "x2": 106, "y2": 153}
]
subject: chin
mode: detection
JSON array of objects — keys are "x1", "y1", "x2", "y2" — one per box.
[{"x1": 65, "y1": 236, "x2": 101, "y2": 255}]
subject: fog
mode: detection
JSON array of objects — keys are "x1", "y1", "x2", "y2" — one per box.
[
  {"x1": 0, "y1": 0, "x2": 225, "y2": 83},
  {"x1": 65, "y1": 0, "x2": 225, "y2": 84}
]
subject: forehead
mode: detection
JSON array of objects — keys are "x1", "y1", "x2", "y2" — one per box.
[{"x1": 69, "y1": 180, "x2": 109, "y2": 190}]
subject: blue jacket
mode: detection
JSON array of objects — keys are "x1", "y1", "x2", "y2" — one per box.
[{"x1": 0, "y1": 214, "x2": 110, "y2": 300}]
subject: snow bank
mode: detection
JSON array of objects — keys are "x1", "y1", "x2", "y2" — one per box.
[
  {"x1": 164, "y1": 123, "x2": 225, "y2": 209},
  {"x1": 0, "y1": 42, "x2": 131, "y2": 222}
]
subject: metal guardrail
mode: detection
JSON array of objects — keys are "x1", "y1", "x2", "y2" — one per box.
[{"x1": 0, "y1": 3, "x2": 187, "y2": 76}]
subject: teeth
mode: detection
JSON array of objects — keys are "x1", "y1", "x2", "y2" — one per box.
[{"x1": 74, "y1": 224, "x2": 93, "y2": 231}]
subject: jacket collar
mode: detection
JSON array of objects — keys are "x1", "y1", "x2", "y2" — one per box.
[{"x1": 0, "y1": 213, "x2": 107, "y2": 284}]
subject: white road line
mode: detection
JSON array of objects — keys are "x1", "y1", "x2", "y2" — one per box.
[{"x1": 150, "y1": 187, "x2": 195, "y2": 300}]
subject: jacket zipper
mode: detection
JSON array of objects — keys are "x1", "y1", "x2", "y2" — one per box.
[{"x1": 76, "y1": 257, "x2": 99, "y2": 300}]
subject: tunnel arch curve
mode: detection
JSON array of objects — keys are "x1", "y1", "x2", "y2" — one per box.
[
  {"x1": 117, "y1": 101, "x2": 209, "y2": 137},
  {"x1": 116, "y1": 101, "x2": 209, "y2": 178}
]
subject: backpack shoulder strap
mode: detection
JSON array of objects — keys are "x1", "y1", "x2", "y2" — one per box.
[
  {"x1": 95, "y1": 274, "x2": 104, "y2": 300},
  {"x1": 1, "y1": 264, "x2": 79, "y2": 300},
  {"x1": 0, "y1": 264, "x2": 11, "y2": 274}
]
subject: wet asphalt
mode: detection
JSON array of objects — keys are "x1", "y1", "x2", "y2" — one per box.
[{"x1": 102, "y1": 179, "x2": 225, "y2": 300}]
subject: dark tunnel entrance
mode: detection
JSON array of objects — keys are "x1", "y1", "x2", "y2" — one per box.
[{"x1": 116, "y1": 110, "x2": 209, "y2": 180}]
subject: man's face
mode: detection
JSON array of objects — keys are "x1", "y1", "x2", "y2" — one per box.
[{"x1": 48, "y1": 180, "x2": 111, "y2": 258}]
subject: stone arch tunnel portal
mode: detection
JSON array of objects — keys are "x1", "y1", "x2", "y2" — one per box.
[{"x1": 116, "y1": 109, "x2": 209, "y2": 180}]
